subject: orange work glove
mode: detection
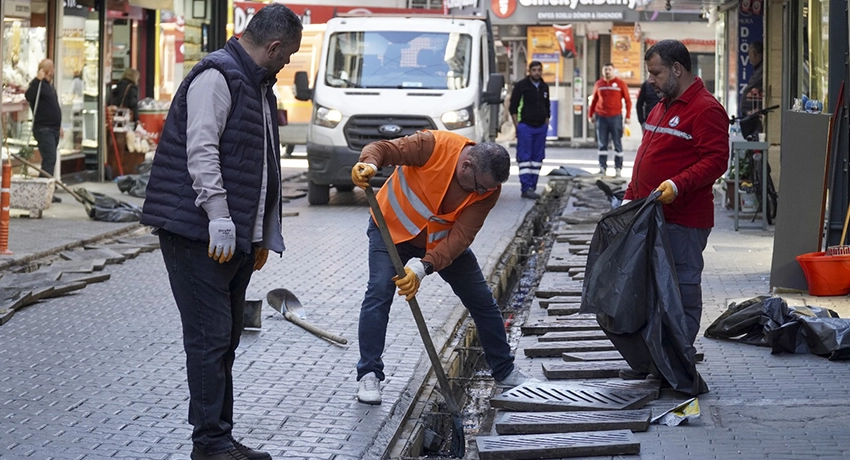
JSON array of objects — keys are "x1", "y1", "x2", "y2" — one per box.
[
  {"x1": 351, "y1": 162, "x2": 377, "y2": 189},
  {"x1": 392, "y1": 258, "x2": 427, "y2": 301},
  {"x1": 253, "y1": 247, "x2": 269, "y2": 271},
  {"x1": 656, "y1": 180, "x2": 678, "y2": 204}
]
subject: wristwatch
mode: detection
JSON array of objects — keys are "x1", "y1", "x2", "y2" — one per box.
[{"x1": 422, "y1": 261, "x2": 434, "y2": 275}]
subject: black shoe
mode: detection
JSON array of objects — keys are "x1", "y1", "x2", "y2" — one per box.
[
  {"x1": 52, "y1": 196, "x2": 62, "y2": 203},
  {"x1": 190, "y1": 447, "x2": 249, "y2": 460},
  {"x1": 618, "y1": 368, "x2": 650, "y2": 380},
  {"x1": 228, "y1": 437, "x2": 272, "y2": 460},
  {"x1": 521, "y1": 190, "x2": 540, "y2": 199}
]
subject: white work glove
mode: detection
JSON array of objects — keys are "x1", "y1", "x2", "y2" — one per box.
[{"x1": 208, "y1": 217, "x2": 236, "y2": 263}]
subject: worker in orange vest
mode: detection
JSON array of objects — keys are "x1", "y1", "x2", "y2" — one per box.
[{"x1": 351, "y1": 130, "x2": 536, "y2": 405}]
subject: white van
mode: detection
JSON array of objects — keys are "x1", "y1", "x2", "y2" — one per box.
[{"x1": 294, "y1": 13, "x2": 505, "y2": 205}]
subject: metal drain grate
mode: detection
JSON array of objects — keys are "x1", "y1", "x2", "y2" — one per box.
[
  {"x1": 477, "y1": 430, "x2": 640, "y2": 459},
  {"x1": 490, "y1": 381, "x2": 655, "y2": 411},
  {"x1": 494, "y1": 409, "x2": 652, "y2": 434}
]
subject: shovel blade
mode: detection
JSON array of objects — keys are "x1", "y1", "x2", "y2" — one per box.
[{"x1": 266, "y1": 288, "x2": 307, "y2": 320}]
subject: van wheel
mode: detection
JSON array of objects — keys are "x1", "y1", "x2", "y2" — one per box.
[
  {"x1": 308, "y1": 181, "x2": 330, "y2": 205},
  {"x1": 335, "y1": 184, "x2": 354, "y2": 193}
]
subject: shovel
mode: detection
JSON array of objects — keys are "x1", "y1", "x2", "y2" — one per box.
[
  {"x1": 363, "y1": 186, "x2": 465, "y2": 458},
  {"x1": 266, "y1": 288, "x2": 348, "y2": 345}
]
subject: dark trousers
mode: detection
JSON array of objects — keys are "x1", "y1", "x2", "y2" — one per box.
[
  {"x1": 666, "y1": 223, "x2": 711, "y2": 346},
  {"x1": 596, "y1": 115, "x2": 624, "y2": 170},
  {"x1": 356, "y1": 219, "x2": 515, "y2": 382},
  {"x1": 158, "y1": 230, "x2": 255, "y2": 454},
  {"x1": 33, "y1": 127, "x2": 59, "y2": 178}
]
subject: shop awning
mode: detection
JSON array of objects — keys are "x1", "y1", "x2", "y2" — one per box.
[{"x1": 127, "y1": 0, "x2": 174, "y2": 10}]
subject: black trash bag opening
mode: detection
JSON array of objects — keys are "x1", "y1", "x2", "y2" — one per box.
[{"x1": 581, "y1": 192, "x2": 707, "y2": 396}]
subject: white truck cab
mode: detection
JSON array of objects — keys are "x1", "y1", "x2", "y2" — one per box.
[{"x1": 294, "y1": 13, "x2": 505, "y2": 205}]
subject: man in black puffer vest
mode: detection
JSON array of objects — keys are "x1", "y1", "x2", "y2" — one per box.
[{"x1": 141, "y1": 5, "x2": 302, "y2": 460}]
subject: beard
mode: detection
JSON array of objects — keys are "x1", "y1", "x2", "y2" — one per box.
[{"x1": 654, "y1": 76, "x2": 678, "y2": 99}]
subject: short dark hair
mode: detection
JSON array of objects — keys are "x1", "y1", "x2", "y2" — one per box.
[
  {"x1": 242, "y1": 4, "x2": 303, "y2": 49},
  {"x1": 528, "y1": 61, "x2": 542, "y2": 70},
  {"x1": 603, "y1": 62, "x2": 614, "y2": 67},
  {"x1": 644, "y1": 39, "x2": 691, "y2": 72},
  {"x1": 468, "y1": 142, "x2": 511, "y2": 183},
  {"x1": 750, "y1": 41, "x2": 763, "y2": 55}
]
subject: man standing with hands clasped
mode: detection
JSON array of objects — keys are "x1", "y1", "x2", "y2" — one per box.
[
  {"x1": 141, "y1": 5, "x2": 303, "y2": 459},
  {"x1": 618, "y1": 39, "x2": 729, "y2": 380},
  {"x1": 350, "y1": 130, "x2": 536, "y2": 406},
  {"x1": 509, "y1": 61, "x2": 550, "y2": 199},
  {"x1": 589, "y1": 62, "x2": 632, "y2": 177}
]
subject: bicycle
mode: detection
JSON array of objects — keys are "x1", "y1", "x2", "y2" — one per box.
[{"x1": 729, "y1": 105, "x2": 780, "y2": 225}]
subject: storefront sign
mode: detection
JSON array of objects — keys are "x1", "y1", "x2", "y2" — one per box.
[
  {"x1": 737, "y1": 0, "x2": 763, "y2": 98},
  {"x1": 4, "y1": 0, "x2": 32, "y2": 19},
  {"x1": 491, "y1": 0, "x2": 650, "y2": 22},
  {"x1": 610, "y1": 24, "x2": 641, "y2": 85},
  {"x1": 446, "y1": 0, "x2": 480, "y2": 8}
]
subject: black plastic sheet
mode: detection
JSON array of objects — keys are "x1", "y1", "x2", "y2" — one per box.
[
  {"x1": 705, "y1": 296, "x2": 850, "y2": 360},
  {"x1": 581, "y1": 193, "x2": 708, "y2": 395},
  {"x1": 74, "y1": 188, "x2": 143, "y2": 223}
]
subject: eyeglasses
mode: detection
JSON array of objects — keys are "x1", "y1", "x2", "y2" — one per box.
[{"x1": 471, "y1": 169, "x2": 498, "y2": 194}]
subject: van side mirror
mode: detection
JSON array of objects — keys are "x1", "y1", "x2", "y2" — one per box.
[
  {"x1": 483, "y1": 73, "x2": 505, "y2": 104},
  {"x1": 294, "y1": 71, "x2": 312, "y2": 101}
]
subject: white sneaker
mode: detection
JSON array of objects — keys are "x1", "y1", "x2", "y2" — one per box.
[
  {"x1": 598, "y1": 167, "x2": 607, "y2": 176},
  {"x1": 614, "y1": 168, "x2": 622, "y2": 178},
  {"x1": 357, "y1": 372, "x2": 382, "y2": 405},
  {"x1": 495, "y1": 366, "x2": 539, "y2": 388}
]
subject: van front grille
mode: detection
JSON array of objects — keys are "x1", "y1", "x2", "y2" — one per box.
[{"x1": 344, "y1": 116, "x2": 436, "y2": 151}]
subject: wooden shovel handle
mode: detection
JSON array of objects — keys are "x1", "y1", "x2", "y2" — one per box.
[{"x1": 284, "y1": 311, "x2": 348, "y2": 345}]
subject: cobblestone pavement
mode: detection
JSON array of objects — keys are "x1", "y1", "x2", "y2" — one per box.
[{"x1": 3, "y1": 147, "x2": 850, "y2": 459}]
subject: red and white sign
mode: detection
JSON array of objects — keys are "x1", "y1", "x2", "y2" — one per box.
[
  {"x1": 552, "y1": 24, "x2": 575, "y2": 58},
  {"x1": 491, "y1": 0, "x2": 516, "y2": 19}
]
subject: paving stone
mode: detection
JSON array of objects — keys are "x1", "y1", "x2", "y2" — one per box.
[
  {"x1": 45, "y1": 258, "x2": 107, "y2": 273},
  {"x1": 59, "y1": 248, "x2": 125, "y2": 265},
  {"x1": 521, "y1": 321, "x2": 602, "y2": 335},
  {"x1": 525, "y1": 340, "x2": 615, "y2": 357},
  {"x1": 476, "y1": 430, "x2": 640, "y2": 459},
  {"x1": 562, "y1": 350, "x2": 624, "y2": 362},
  {"x1": 542, "y1": 361, "x2": 630, "y2": 379},
  {"x1": 43, "y1": 281, "x2": 88, "y2": 298},
  {"x1": 494, "y1": 409, "x2": 652, "y2": 434},
  {"x1": 491, "y1": 381, "x2": 655, "y2": 412},
  {"x1": 535, "y1": 273, "x2": 584, "y2": 298},
  {"x1": 0, "y1": 271, "x2": 62, "y2": 288},
  {"x1": 58, "y1": 272, "x2": 111, "y2": 284},
  {"x1": 85, "y1": 244, "x2": 143, "y2": 258},
  {"x1": 117, "y1": 235, "x2": 160, "y2": 248},
  {"x1": 538, "y1": 331, "x2": 609, "y2": 342}
]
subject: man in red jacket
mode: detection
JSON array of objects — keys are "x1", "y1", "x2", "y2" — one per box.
[
  {"x1": 619, "y1": 40, "x2": 729, "y2": 380},
  {"x1": 589, "y1": 62, "x2": 632, "y2": 177}
]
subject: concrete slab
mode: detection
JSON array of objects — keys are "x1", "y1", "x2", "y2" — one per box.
[
  {"x1": 58, "y1": 272, "x2": 112, "y2": 284},
  {"x1": 46, "y1": 258, "x2": 107, "y2": 272},
  {"x1": 479, "y1": 429, "x2": 633, "y2": 459},
  {"x1": 521, "y1": 321, "x2": 602, "y2": 335},
  {"x1": 547, "y1": 305, "x2": 581, "y2": 316},
  {"x1": 524, "y1": 340, "x2": 616, "y2": 357},
  {"x1": 538, "y1": 296, "x2": 583, "y2": 307},
  {"x1": 535, "y1": 272, "x2": 584, "y2": 297},
  {"x1": 542, "y1": 361, "x2": 630, "y2": 379},
  {"x1": 60, "y1": 248, "x2": 125, "y2": 265},
  {"x1": 538, "y1": 331, "x2": 609, "y2": 342},
  {"x1": 562, "y1": 350, "x2": 624, "y2": 362},
  {"x1": 494, "y1": 409, "x2": 652, "y2": 434}
]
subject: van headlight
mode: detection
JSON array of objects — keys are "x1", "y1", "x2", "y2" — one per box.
[
  {"x1": 441, "y1": 106, "x2": 474, "y2": 130},
  {"x1": 314, "y1": 105, "x2": 342, "y2": 128}
]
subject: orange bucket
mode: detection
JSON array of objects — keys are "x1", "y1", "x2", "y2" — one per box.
[{"x1": 795, "y1": 252, "x2": 850, "y2": 296}]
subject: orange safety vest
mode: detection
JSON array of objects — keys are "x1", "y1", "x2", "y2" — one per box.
[{"x1": 374, "y1": 130, "x2": 496, "y2": 250}]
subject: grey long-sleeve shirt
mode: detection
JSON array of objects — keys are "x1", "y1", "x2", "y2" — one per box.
[{"x1": 186, "y1": 68, "x2": 271, "y2": 243}]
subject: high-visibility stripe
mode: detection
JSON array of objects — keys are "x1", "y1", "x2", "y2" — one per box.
[
  {"x1": 396, "y1": 167, "x2": 433, "y2": 222},
  {"x1": 430, "y1": 216, "x2": 451, "y2": 224},
  {"x1": 517, "y1": 161, "x2": 543, "y2": 168},
  {"x1": 428, "y1": 229, "x2": 450, "y2": 243},
  {"x1": 644, "y1": 123, "x2": 693, "y2": 140},
  {"x1": 519, "y1": 168, "x2": 540, "y2": 175},
  {"x1": 385, "y1": 176, "x2": 421, "y2": 237}
]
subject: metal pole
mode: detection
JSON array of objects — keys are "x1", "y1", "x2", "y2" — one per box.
[{"x1": 97, "y1": 0, "x2": 107, "y2": 182}]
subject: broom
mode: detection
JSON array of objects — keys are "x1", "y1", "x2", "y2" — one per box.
[{"x1": 826, "y1": 202, "x2": 850, "y2": 255}]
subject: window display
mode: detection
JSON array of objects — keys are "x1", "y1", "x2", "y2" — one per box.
[{"x1": 2, "y1": 18, "x2": 47, "y2": 159}]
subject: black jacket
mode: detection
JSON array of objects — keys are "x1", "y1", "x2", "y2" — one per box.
[
  {"x1": 636, "y1": 80, "x2": 661, "y2": 125},
  {"x1": 509, "y1": 76, "x2": 550, "y2": 128},
  {"x1": 25, "y1": 78, "x2": 61, "y2": 130},
  {"x1": 110, "y1": 78, "x2": 140, "y2": 121}
]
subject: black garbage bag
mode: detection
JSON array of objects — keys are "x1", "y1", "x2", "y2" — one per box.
[
  {"x1": 116, "y1": 173, "x2": 149, "y2": 198},
  {"x1": 581, "y1": 192, "x2": 708, "y2": 395},
  {"x1": 706, "y1": 296, "x2": 850, "y2": 360},
  {"x1": 74, "y1": 188, "x2": 143, "y2": 223}
]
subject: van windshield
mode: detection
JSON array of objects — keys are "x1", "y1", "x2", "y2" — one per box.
[{"x1": 325, "y1": 31, "x2": 472, "y2": 90}]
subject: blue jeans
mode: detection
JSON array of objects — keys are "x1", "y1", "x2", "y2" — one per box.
[
  {"x1": 33, "y1": 127, "x2": 59, "y2": 178},
  {"x1": 357, "y1": 219, "x2": 515, "y2": 382},
  {"x1": 666, "y1": 223, "x2": 711, "y2": 346},
  {"x1": 516, "y1": 122, "x2": 548, "y2": 193},
  {"x1": 595, "y1": 115, "x2": 623, "y2": 170},
  {"x1": 158, "y1": 230, "x2": 254, "y2": 454}
]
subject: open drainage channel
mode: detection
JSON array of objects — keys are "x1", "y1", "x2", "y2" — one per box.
[{"x1": 385, "y1": 178, "x2": 574, "y2": 459}]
